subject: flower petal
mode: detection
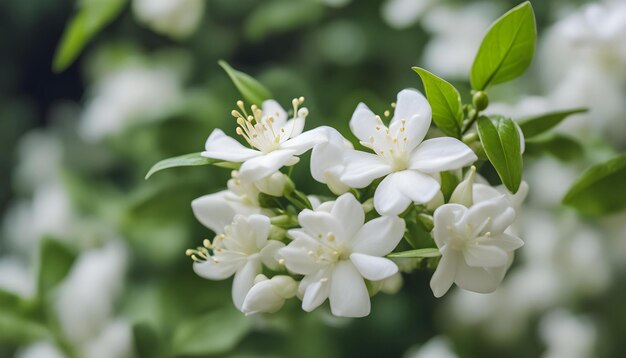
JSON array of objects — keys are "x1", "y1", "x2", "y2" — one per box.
[
  {"x1": 191, "y1": 191, "x2": 240, "y2": 234},
  {"x1": 262, "y1": 99, "x2": 288, "y2": 128},
  {"x1": 463, "y1": 244, "x2": 509, "y2": 268},
  {"x1": 245, "y1": 214, "x2": 271, "y2": 249},
  {"x1": 330, "y1": 193, "x2": 364, "y2": 239},
  {"x1": 280, "y1": 127, "x2": 328, "y2": 155},
  {"x1": 465, "y1": 195, "x2": 516, "y2": 236},
  {"x1": 238, "y1": 149, "x2": 296, "y2": 182},
  {"x1": 232, "y1": 259, "x2": 261, "y2": 310},
  {"x1": 281, "y1": 117, "x2": 305, "y2": 138},
  {"x1": 390, "y1": 89, "x2": 431, "y2": 150},
  {"x1": 476, "y1": 233, "x2": 524, "y2": 252},
  {"x1": 193, "y1": 257, "x2": 242, "y2": 280},
  {"x1": 202, "y1": 129, "x2": 261, "y2": 162},
  {"x1": 432, "y1": 204, "x2": 467, "y2": 247},
  {"x1": 373, "y1": 173, "x2": 412, "y2": 215},
  {"x1": 350, "y1": 253, "x2": 398, "y2": 281},
  {"x1": 454, "y1": 259, "x2": 508, "y2": 294},
  {"x1": 430, "y1": 250, "x2": 458, "y2": 298},
  {"x1": 409, "y1": 137, "x2": 477, "y2": 173},
  {"x1": 341, "y1": 150, "x2": 392, "y2": 188},
  {"x1": 329, "y1": 261, "x2": 371, "y2": 317},
  {"x1": 280, "y1": 234, "x2": 321, "y2": 275},
  {"x1": 301, "y1": 279, "x2": 330, "y2": 312},
  {"x1": 298, "y1": 210, "x2": 346, "y2": 243},
  {"x1": 395, "y1": 170, "x2": 441, "y2": 204},
  {"x1": 349, "y1": 103, "x2": 379, "y2": 142},
  {"x1": 310, "y1": 128, "x2": 349, "y2": 183},
  {"x1": 352, "y1": 216, "x2": 406, "y2": 256}
]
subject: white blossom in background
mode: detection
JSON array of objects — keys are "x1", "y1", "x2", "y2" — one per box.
[
  {"x1": 540, "y1": 310, "x2": 597, "y2": 358},
  {"x1": 421, "y1": 3, "x2": 497, "y2": 79},
  {"x1": 133, "y1": 0, "x2": 205, "y2": 39},
  {"x1": 405, "y1": 336, "x2": 459, "y2": 358},
  {"x1": 13, "y1": 130, "x2": 64, "y2": 191},
  {"x1": 191, "y1": 214, "x2": 285, "y2": 310},
  {"x1": 55, "y1": 242, "x2": 130, "y2": 356},
  {"x1": 280, "y1": 193, "x2": 405, "y2": 317},
  {"x1": 82, "y1": 321, "x2": 134, "y2": 358},
  {"x1": 2, "y1": 184, "x2": 73, "y2": 255},
  {"x1": 0, "y1": 257, "x2": 35, "y2": 298},
  {"x1": 340, "y1": 89, "x2": 476, "y2": 215},
  {"x1": 202, "y1": 98, "x2": 327, "y2": 182},
  {"x1": 241, "y1": 274, "x2": 298, "y2": 315},
  {"x1": 430, "y1": 195, "x2": 523, "y2": 297},
  {"x1": 80, "y1": 65, "x2": 183, "y2": 142},
  {"x1": 381, "y1": 0, "x2": 436, "y2": 29},
  {"x1": 15, "y1": 341, "x2": 66, "y2": 358}
]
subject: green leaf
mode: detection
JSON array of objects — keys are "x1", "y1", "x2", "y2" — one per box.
[
  {"x1": 519, "y1": 108, "x2": 588, "y2": 138},
  {"x1": 440, "y1": 171, "x2": 460, "y2": 202},
  {"x1": 37, "y1": 238, "x2": 77, "y2": 298},
  {"x1": 525, "y1": 133, "x2": 584, "y2": 162},
  {"x1": 0, "y1": 312, "x2": 49, "y2": 344},
  {"x1": 53, "y1": 0, "x2": 127, "y2": 72},
  {"x1": 133, "y1": 323, "x2": 163, "y2": 358},
  {"x1": 172, "y1": 307, "x2": 251, "y2": 356},
  {"x1": 477, "y1": 116, "x2": 523, "y2": 192},
  {"x1": 470, "y1": 1, "x2": 536, "y2": 90},
  {"x1": 413, "y1": 67, "x2": 463, "y2": 138},
  {"x1": 145, "y1": 152, "x2": 217, "y2": 179},
  {"x1": 387, "y1": 248, "x2": 441, "y2": 259},
  {"x1": 563, "y1": 155, "x2": 626, "y2": 215},
  {"x1": 218, "y1": 60, "x2": 272, "y2": 106}
]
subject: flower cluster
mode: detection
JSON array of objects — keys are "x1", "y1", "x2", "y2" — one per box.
[{"x1": 186, "y1": 89, "x2": 526, "y2": 317}]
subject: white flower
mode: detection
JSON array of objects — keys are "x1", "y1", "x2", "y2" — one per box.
[
  {"x1": 202, "y1": 98, "x2": 326, "y2": 182},
  {"x1": 133, "y1": 0, "x2": 205, "y2": 39},
  {"x1": 254, "y1": 171, "x2": 289, "y2": 197},
  {"x1": 15, "y1": 342, "x2": 66, "y2": 358},
  {"x1": 80, "y1": 65, "x2": 182, "y2": 141},
  {"x1": 540, "y1": 310, "x2": 597, "y2": 358},
  {"x1": 192, "y1": 214, "x2": 285, "y2": 310},
  {"x1": 241, "y1": 274, "x2": 298, "y2": 315},
  {"x1": 340, "y1": 89, "x2": 477, "y2": 215},
  {"x1": 279, "y1": 193, "x2": 405, "y2": 317},
  {"x1": 430, "y1": 195, "x2": 523, "y2": 298},
  {"x1": 55, "y1": 242, "x2": 128, "y2": 346},
  {"x1": 310, "y1": 127, "x2": 353, "y2": 195},
  {"x1": 0, "y1": 256, "x2": 35, "y2": 298}
]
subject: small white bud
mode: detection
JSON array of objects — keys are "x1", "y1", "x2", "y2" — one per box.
[{"x1": 241, "y1": 275, "x2": 297, "y2": 315}]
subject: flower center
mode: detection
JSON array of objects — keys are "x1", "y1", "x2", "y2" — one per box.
[
  {"x1": 307, "y1": 232, "x2": 350, "y2": 264},
  {"x1": 360, "y1": 116, "x2": 410, "y2": 172},
  {"x1": 231, "y1": 98, "x2": 307, "y2": 153}
]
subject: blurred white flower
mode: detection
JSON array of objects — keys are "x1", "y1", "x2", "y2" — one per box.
[
  {"x1": 254, "y1": 171, "x2": 289, "y2": 197},
  {"x1": 0, "y1": 257, "x2": 35, "y2": 298},
  {"x1": 341, "y1": 89, "x2": 476, "y2": 215},
  {"x1": 13, "y1": 130, "x2": 64, "y2": 191},
  {"x1": 202, "y1": 98, "x2": 326, "y2": 182},
  {"x1": 3, "y1": 184, "x2": 73, "y2": 255},
  {"x1": 192, "y1": 214, "x2": 284, "y2": 310},
  {"x1": 381, "y1": 0, "x2": 435, "y2": 29},
  {"x1": 55, "y1": 242, "x2": 128, "y2": 347},
  {"x1": 241, "y1": 274, "x2": 298, "y2": 315},
  {"x1": 81, "y1": 320, "x2": 134, "y2": 358},
  {"x1": 421, "y1": 3, "x2": 497, "y2": 79},
  {"x1": 430, "y1": 195, "x2": 523, "y2": 297},
  {"x1": 133, "y1": 0, "x2": 205, "y2": 39},
  {"x1": 310, "y1": 127, "x2": 353, "y2": 195},
  {"x1": 405, "y1": 336, "x2": 458, "y2": 358},
  {"x1": 280, "y1": 193, "x2": 405, "y2": 317},
  {"x1": 80, "y1": 65, "x2": 183, "y2": 141},
  {"x1": 15, "y1": 341, "x2": 65, "y2": 358},
  {"x1": 540, "y1": 310, "x2": 597, "y2": 358}
]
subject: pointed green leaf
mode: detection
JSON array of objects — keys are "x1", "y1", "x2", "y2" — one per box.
[
  {"x1": 53, "y1": 0, "x2": 127, "y2": 72},
  {"x1": 413, "y1": 67, "x2": 463, "y2": 138},
  {"x1": 387, "y1": 248, "x2": 441, "y2": 259},
  {"x1": 563, "y1": 155, "x2": 626, "y2": 215},
  {"x1": 218, "y1": 60, "x2": 272, "y2": 105},
  {"x1": 477, "y1": 116, "x2": 523, "y2": 192},
  {"x1": 518, "y1": 108, "x2": 588, "y2": 138},
  {"x1": 172, "y1": 307, "x2": 251, "y2": 356},
  {"x1": 145, "y1": 153, "x2": 217, "y2": 179},
  {"x1": 470, "y1": 1, "x2": 536, "y2": 90},
  {"x1": 37, "y1": 238, "x2": 76, "y2": 298}
]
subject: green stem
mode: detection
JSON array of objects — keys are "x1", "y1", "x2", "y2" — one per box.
[{"x1": 462, "y1": 108, "x2": 480, "y2": 134}]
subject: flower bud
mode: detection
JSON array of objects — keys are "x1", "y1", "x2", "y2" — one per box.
[
  {"x1": 241, "y1": 275, "x2": 297, "y2": 315},
  {"x1": 254, "y1": 172, "x2": 289, "y2": 197},
  {"x1": 472, "y1": 91, "x2": 489, "y2": 111},
  {"x1": 449, "y1": 166, "x2": 477, "y2": 207}
]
